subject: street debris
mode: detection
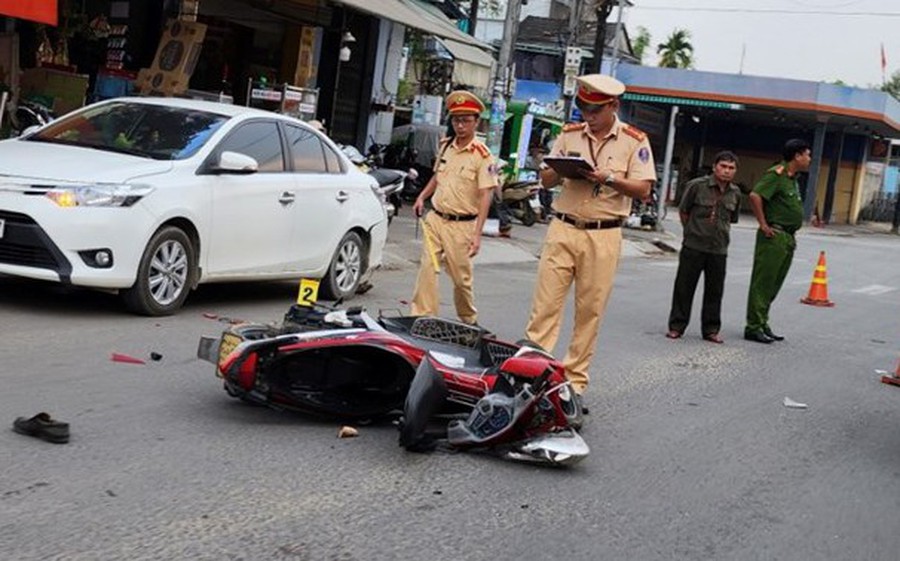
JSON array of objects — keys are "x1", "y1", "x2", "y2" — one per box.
[
  {"x1": 202, "y1": 312, "x2": 218, "y2": 320},
  {"x1": 783, "y1": 397, "x2": 808, "y2": 410},
  {"x1": 110, "y1": 352, "x2": 146, "y2": 365},
  {"x1": 337, "y1": 426, "x2": 359, "y2": 438},
  {"x1": 874, "y1": 369, "x2": 888, "y2": 375},
  {"x1": 149, "y1": 352, "x2": 163, "y2": 361}
]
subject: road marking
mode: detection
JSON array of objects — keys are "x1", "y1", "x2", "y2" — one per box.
[{"x1": 851, "y1": 284, "x2": 897, "y2": 296}]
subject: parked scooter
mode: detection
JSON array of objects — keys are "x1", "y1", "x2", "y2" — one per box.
[
  {"x1": 3, "y1": 98, "x2": 54, "y2": 137},
  {"x1": 501, "y1": 179, "x2": 542, "y2": 226},
  {"x1": 339, "y1": 144, "x2": 413, "y2": 224}
]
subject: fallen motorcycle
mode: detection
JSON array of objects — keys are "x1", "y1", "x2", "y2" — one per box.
[{"x1": 197, "y1": 304, "x2": 588, "y2": 466}]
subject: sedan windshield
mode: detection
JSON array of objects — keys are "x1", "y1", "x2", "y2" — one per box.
[{"x1": 27, "y1": 102, "x2": 229, "y2": 160}]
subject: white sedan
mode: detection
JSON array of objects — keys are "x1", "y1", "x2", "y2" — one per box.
[{"x1": 0, "y1": 97, "x2": 388, "y2": 315}]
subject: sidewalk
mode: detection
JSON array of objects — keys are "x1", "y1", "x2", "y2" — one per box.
[{"x1": 380, "y1": 207, "x2": 679, "y2": 271}]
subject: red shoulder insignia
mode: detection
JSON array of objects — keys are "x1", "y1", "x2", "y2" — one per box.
[
  {"x1": 472, "y1": 141, "x2": 491, "y2": 159},
  {"x1": 563, "y1": 122, "x2": 586, "y2": 133},
  {"x1": 622, "y1": 125, "x2": 646, "y2": 141}
]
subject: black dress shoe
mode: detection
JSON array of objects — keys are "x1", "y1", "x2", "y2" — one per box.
[
  {"x1": 763, "y1": 327, "x2": 785, "y2": 341},
  {"x1": 744, "y1": 331, "x2": 774, "y2": 344},
  {"x1": 13, "y1": 412, "x2": 69, "y2": 444}
]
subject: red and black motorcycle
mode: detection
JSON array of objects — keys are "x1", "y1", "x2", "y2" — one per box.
[{"x1": 197, "y1": 305, "x2": 588, "y2": 466}]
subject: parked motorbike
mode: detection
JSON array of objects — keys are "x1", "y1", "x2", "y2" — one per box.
[
  {"x1": 501, "y1": 179, "x2": 542, "y2": 226},
  {"x1": 339, "y1": 144, "x2": 413, "y2": 224},
  {"x1": 3, "y1": 98, "x2": 54, "y2": 137},
  {"x1": 197, "y1": 304, "x2": 588, "y2": 466}
]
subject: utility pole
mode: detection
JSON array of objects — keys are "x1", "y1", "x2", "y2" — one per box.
[
  {"x1": 467, "y1": 0, "x2": 479, "y2": 36},
  {"x1": 591, "y1": 0, "x2": 615, "y2": 73},
  {"x1": 608, "y1": 0, "x2": 626, "y2": 75},
  {"x1": 487, "y1": 0, "x2": 521, "y2": 157}
]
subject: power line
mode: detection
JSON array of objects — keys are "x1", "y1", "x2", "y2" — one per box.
[{"x1": 634, "y1": 6, "x2": 900, "y2": 16}]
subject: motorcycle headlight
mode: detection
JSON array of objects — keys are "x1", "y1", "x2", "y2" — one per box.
[{"x1": 45, "y1": 184, "x2": 154, "y2": 208}]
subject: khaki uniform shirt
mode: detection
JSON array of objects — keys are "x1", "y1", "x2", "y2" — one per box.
[
  {"x1": 549, "y1": 117, "x2": 657, "y2": 220},
  {"x1": 679, "y1": 175, "x2": 742, "y2": 255},
  {"x1": 432, "y1": 137, "x2": 497, "y2": 216}
]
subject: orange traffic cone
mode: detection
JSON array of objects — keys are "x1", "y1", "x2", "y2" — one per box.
[{"x1": 800, "y1": 251, "x2": 835, "y2": 307}]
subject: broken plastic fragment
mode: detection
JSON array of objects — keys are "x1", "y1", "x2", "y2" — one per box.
[
  {"x1": 111, "y1": 353, "x2": 146, "y2": 365},
  {"x1": 338, "y1": 426, "x2": 359, "y2": 438},
  {"x1": 150, "y1": 352, "x2": 163, "y2": 361},
  {"x1": 202, "y1": 312, "x2": 218, "y2": 320},
  {"x1": 874, "y1": 369, "x2": 888, "y2": 375},
  {"x1": 783, "y1": 397, "x2": 808, "y2": 409}
]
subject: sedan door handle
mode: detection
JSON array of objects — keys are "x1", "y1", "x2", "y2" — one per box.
[
  {"x1": 335, "y1": 190, "x2": 350, "y2": 203},
  {"x1": 278, "y1": 191, "x2": 296, "y2": 205}
]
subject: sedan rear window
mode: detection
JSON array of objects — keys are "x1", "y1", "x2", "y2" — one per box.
[{"x1": 27, "y1": 102, "x2": 228, "y2": 161}]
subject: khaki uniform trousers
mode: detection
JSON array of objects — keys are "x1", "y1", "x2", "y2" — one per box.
[
  {"x1": 410, "y1": 211, "x2": 478, "y2": 324},
  {"x1": 525, "y1": 220, "x2": 622, "y2": 393}
]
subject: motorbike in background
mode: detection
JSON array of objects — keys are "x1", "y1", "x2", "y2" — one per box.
[
  {"x1": 339, "y1": 143, "x2": 414, "y2": 224},
  {"x1": 1, "y1": 97, "x2": 54, "y2": 138},
  {"x1": 501, "y1": 179, "x2": 542, "y2": 226}
]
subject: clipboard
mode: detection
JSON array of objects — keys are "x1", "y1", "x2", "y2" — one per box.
[{"x1": 542, "y1": 156, "x2": 594, "y2": 179}]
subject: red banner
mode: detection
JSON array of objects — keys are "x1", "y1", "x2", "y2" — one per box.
[{"x1": 0, "y1": 0, "x2": 58, "y2": 26}]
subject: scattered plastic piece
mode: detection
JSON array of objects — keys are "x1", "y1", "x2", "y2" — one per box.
[
  {"x1": 111, "y1": 353, "x2": 146, "y2": 365},
  {"x1": 338, "y1": 426, "x2": 359, "y2": 438},
  {"x1": 149, "y1": 352, "x2": 163, "y2": 361},
  {"x1": 874, "y1": 369, "x2": 888, "y2": 375},
  {"x1": 202, "y1": 312, "x2": 219, "y2": 320},
  {"x1": 783, "y1": 397, "x2": 808, "y2": 409}
]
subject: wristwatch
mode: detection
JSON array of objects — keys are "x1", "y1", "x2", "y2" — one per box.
[{"x1": 603, "y1": 172, "x2": 616, "y2": 186}]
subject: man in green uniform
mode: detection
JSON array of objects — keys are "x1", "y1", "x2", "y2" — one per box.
[
  {"x1": 666, "y1": 151, "x2": 742, "y2": 343},
  {"x1": 744, "y1": 139, "x2": 811, "y2": 344}
]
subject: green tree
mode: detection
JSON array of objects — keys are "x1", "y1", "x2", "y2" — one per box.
[
  {"x1": 632, "y1": 26, "x2": 651, "y2": 64},
  {"x1": 657, "y1": 29, "x2": 694, "y2": 69},
  {"x1": 882, "y1": 70, "x2": 900, "y2": 100}
]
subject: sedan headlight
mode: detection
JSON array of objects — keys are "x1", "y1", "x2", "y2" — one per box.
[{"x1": 44, "y1": 184, "x2": 155, "y2": 208}]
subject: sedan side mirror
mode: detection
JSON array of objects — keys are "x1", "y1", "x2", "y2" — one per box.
[{"x1": 212, "y1": 151, "x2": 259, "y2": 174}]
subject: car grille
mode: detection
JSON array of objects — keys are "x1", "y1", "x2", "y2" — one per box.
[{"x1": 0, "y1": 210, "x2": 69, "y2": 273}]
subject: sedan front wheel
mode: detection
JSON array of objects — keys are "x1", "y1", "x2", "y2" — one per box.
[{"x1": 122, "y1": 226, "x2": 197, "y2": 316}]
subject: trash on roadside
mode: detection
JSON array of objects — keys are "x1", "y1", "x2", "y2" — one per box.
[
  {"x1": 111, "y1": 352, "x2": 146, "y2": 365},
  {"x1": 338, "y1": 426, "x2": 359, "y2": 438},
  {"x1": 149, "y1": 352, "x2": 163, "y2": 361},
  {"x1": 783, "y1": 396, "x2": 808, "y2": 409},
  {"x1": 202, "y1": 312, "x2": 219, "y2": 320},
  {"x1": 874, "y1": 369, "x2": 888, "y2": 375}
]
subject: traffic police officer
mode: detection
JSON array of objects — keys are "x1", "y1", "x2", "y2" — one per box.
[
  {"x1": 410, "y1": 90, "x2": 497, "y2": 324},
  {"x1": 525, "y1": 74, "x2": 656, "y2": 406},
  {"x1": 744, "y1": 138, "x2": 811, "y2": 343}
]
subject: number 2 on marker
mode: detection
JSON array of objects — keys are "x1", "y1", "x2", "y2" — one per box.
[{"x1": 297, "y1": 278, "x2": 320, "y2": 307}]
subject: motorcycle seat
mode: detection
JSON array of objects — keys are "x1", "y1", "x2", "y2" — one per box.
[{"x1": 368, "y1": 168, "x2": 403, "y2": 187}]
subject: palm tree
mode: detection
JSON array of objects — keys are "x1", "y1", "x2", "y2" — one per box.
[
  {"x1": 632, "y1": 26, "x2": 651, "y2": 64},
  {"x1": 657, "y1": 29, "x2": 694, "y2": 69}
]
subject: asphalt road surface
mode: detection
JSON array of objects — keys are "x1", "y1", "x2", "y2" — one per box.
[{"x1": 1, "y1": 216, "x2": 898, "y2": 561}]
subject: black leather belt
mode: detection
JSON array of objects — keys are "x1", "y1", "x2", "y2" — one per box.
[
  {"x1": 433, "y1": 209, "x2": 477, "y2": 222},
  {"x1": 770, "y1": 223, "x2": 798, "y2": 235},
  {"x1": 553, "y1": 212, "x2": 622, "y2": 230}
]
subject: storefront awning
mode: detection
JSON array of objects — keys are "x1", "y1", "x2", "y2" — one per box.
[
  {"x1": 333, "y1": 0, "x2": 489, "y2": 49},
  {"x1": 437, "y1": 37, "x2": 493, "y2": 91},
  {"x1": 0, "y1": 0, "x2": 58, "y2": 26}
]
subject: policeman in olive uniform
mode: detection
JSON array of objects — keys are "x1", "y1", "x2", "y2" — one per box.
[
  {"x1": 744, "y1": 139, "x2": 812, "y2": 344},
  {"x1": 410, "y1": 90, "x2": 497, "y2": 324},
  {"x1": 525, "y1": 74, "x2": 656, "y2": 403}
]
